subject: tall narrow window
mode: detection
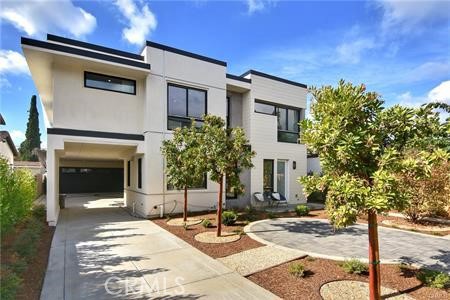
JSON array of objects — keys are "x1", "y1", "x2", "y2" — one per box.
[
  {"x1": 127, "y1": 160, "x2": 131, "y2": 187},
  {"x1": 277, "y1": 107, "x2": 300, "y2": 143},
  {"x1": 167, "y1": 83, "x2": 207, "y2": 130},
  {"x1": 263, "y1": 159, "x2": 274, "y2": 193},
  {"x1": 84, "y1": 72, "x2": 136, "y2": 95},
  {"x1": 137, "y1": 158, "x2": 142, "y2": 189}
]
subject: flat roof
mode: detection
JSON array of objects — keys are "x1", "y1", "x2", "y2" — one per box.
[
  {"x1": 22, "y1": 37, "x2": 151, "y2": 70},
  {"x1": 241, "y1": 69, "x2": 307, "y2": 88},
  {"x1": 146, "y1": 41, "x2": 227, "y2": 67}
]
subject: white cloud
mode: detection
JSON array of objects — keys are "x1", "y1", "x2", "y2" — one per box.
[
  {"x1": 376, "y1": 0, "x2": 449, "y2": 33},
  {"x1": 428, "y1": 80, "x2": 450, "y2": 104},
  {"x1": 115, "y1": 0, "x2": 157, "y2": 46},
  {"x1": 0, "y1": 0, "x2": 96, "y2": 38},
  {"x1": 245, "y1": 0, "x2": 277, "y2": 14},
  {"x1": 336, "y1": 38, "x2": 376, "y2": 64},
  {"x1": 10, "y1": 130, "x2": 25, "y2": 145},
  {"x1": 40, "y1": 140, "x2": 47, "y2": 150},
  {"x1": 0, "y1": 77, "x2": 11, "y2": 88},
  {"x1": 404, "y1": 61, "x2": 450, "y2": 84},
  {"x1": 0, "y1": 50, "x2": 29, "y2": 75}
]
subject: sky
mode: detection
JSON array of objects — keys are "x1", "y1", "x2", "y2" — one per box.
[{"x1": 0, "y1": 0, "x2": 449, "y2": 149}]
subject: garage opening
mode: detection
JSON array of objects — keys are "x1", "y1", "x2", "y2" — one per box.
[{"x1": 60, "y1": 166, "x2": 123, "y2": 193}]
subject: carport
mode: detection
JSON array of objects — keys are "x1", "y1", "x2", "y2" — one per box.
[{"x1": 46, "y1": 135, "x2": 145, "y2": 225}]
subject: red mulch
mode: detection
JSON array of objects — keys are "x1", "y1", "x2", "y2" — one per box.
[
  {"x1": 248, "y1": 257, "x2": 449, "y2": 300},
  {"x1": 1, "y1": 216, "x2": 55, "y2": 300},
  {"x1": 153, "y1": 212, "x2": 264, "y2": 258}
]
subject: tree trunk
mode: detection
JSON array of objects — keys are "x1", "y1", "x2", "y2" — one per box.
[
  {"x1": 368, "y1": 210, "x2": 381, "y2": 300},
  {"x1": 216, "y1": 175, "x2": 224, "y2": 237},
  {"x1": 183, "y1": 186, "x2": 188, "y2": 222}
]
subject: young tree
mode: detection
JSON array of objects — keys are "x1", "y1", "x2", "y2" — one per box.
[
  {"x1": 19, "y1": 95, "x2": 41, "y2": 161},
  {"x1": 299, "y1": 80, "x2": 448, "y2": 300},
  {"x1": 161, "y1": 122, "x2": 205, "y2": 222},
  {"x1": 200, "y1": 115, "x2": 255, "y2": 237}
]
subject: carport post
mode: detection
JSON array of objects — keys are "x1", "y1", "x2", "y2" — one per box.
[{"x1": 46, "y1": 149, "x2": 59, "y2": 226}]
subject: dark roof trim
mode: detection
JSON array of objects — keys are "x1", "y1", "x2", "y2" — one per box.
[
  {"x1": 146, "y1": 41, "x2": 227, "y2": 67},
  {"x1": 0, "y1": 131, "x2": 19, "y2": 156},
  {"x1": 226, "y1": 73, "x2": 251, "y2": 83},
  {"x1": 47, "y1": 128, "x2": 144, "y2": 141},
  {"x1": 47, "y1": 34, "x2": 144, "y2": 61},
  {"x1": 240, "y1": 70, "x2": 307, "y2": 88},
  {"x1": 307, "y1": 154, "x2": 319, "y2": 158},
  {"x1": 22, "y1": 37, "x2": 151, "y2": 70},
  {"x1": 0, "y1": 113, "x2": 5, "y2": 125}
]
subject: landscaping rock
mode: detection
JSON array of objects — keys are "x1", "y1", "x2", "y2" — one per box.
[
  {"x1": 194, "y1": 231, "x2": 240, "y2": 243},
  {"x1": 166, "y1": 217, "x2": 202, "y2": 226}
]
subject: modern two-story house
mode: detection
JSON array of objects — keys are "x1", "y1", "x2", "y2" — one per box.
[{"x1": 21, "y1": 34, "x2": 308, "y2": 225}]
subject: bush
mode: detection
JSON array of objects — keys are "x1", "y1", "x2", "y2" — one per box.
[
  {"x1": 417, "y1": 269, "x2": 450, "y2": 289},
  {"x1": 267, "y1": 211, "x2": 277, "y2": 219},
  {"x1": 307, "y1": 190, "x2": 327, "y2": 204},
  {"x1": 32, "y1": 204, "x2": 46, "y2": 219},
  {"x1": 201, "y1": 219, "x2": 212, "y2": 228},
  {"x1": 0, "y1": 270, "x2": 22, "y2": 300},
  {"x1": 0, "y1": 157, "x2": 36, "y2": 234},
  {"x1": 13, "y1": 218, "x2": 44, "y2": 261},
  {"x1": 222, "y1": 211, "x2": 237, "y2": 225},
  {"x1": 341, "y1": 259, "x2": 368, "y2": 274},
  {"x1": 295, "y1": 204, "x2": 310, "y2": 216},
  {"x1": 288, "y1": 263, "x2": 306, "y2": 278}
]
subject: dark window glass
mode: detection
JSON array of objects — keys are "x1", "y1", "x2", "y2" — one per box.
[
  {"x1": 226, "y1": 97, "x2": 231, "y2": 128},
  {"x1": 167, "y1": 173, "x2": 207, "y2": 190},
  {"x1": 85, "y1": 72, "x2": 135, "y2": 94},
  {"x1": 277, "y1": 107, "x2": 287, "y2": 130},
  {"x1": 168, "y1": 84, "x2": 206, "y2": 130},
  {"x1": 138, "y1": 158, "x2": 142, "y2": 189},
  {"x1": 263, "y1": 159, "x2": 274, "y2": 193},
  {"x1": 288, "y1": 109, "x2": 299, "y2": 132},
  {"x1": 188, "y1": 89, "x2": 206, "y2": 118},
  {"x1": 62, "y1": 168, "x2": 77, "y2": 174},
  {"x1": 127, "y1": 160, "x2": 131, "y2": 187},
  {"x1": 278, "y1": 131, "x2": 299, "y2": 143},
  {"x1": 277, "y1": 107, "x2": 300, "y2": 143},
  {"x1": 255, "y1": 102, "x2": 275, "y2": 115},
  {"x1": 168, "y1": 85, "x2": 187, "y2": 116}
]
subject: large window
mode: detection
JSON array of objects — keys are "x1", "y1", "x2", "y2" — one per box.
[
  {"x1": 84, "y1": 71, "x2": 136, "y2": 95},
  {"x1": 263, "y1": 159, "x2": 274, "y2": 193},
  {"x1": 277, "y1": 107, "x2": 300, "y2": 143},
  {"x1": 168, "y1": 84, "x2": 207, "y2": 130},
  {"x1": 167, "y1": 173, "x2": 207, "y2": 190},
  {"x1": 255, "y1": 100, "x2": 301, "y2": 144}
]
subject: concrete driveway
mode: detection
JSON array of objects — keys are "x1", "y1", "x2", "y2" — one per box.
[
  {"x1": 246, "y1": 218, "x2": 449, "y2": 273},
  {"x1": 41, "y1": 194, "x2": 278, "y2": 300}
]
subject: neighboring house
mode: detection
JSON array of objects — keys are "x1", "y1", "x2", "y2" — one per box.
[
  {"x1": 22, "y1": 34, "x2": 308, "y2": 225},
  {"x1": 0, "y1": 114, "x2": 19, "y2": 166},
  {"x1": 0, "y1": 131, "x2": 19, "y2": 166}
]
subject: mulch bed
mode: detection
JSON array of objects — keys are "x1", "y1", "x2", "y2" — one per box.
[
  {"x1": 153, "y1": 212, "x2": 264, "y2": 258},
  {"x1": 1, "y1": 216, "x2": 55, "y2": 300},
  {"x1": 247, "y1": 257, "x2": 449, "y2": 300}
]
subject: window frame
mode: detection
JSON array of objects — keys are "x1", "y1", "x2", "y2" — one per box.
[
  {"x1": 263, "y1": 159, "x2": 274, "y2": 193},
  {"x1": 254, "y1": 100, "x2": 301, "y2": 144},
  {"x1": 137, "y1": 158, "x2": 142, "y2": 189},
  {"x1": 84, "y1": 71, "x2": 136, "y2": 95},
  {"x1": 167, "y1": 83, "x2": 207, "y2": 130}
]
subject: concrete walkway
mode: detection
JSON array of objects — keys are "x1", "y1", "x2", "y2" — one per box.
[
  {"x1": 246, "y1": 218, "x2": 450, "y2": 273},
  {"x1": 41, "y1": 194, "x2": 278, "y2": 300}
]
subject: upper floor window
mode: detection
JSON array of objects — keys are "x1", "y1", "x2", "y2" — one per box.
[
  {"x1": 255, "y1": 100, "x2": 301, "y2": 144},
  {"x1": 168, "y1": 84, "x2": 207, "y2": 130},
  {"x1": 84, "y1": 71, "x2": 136, "y2": 95}
]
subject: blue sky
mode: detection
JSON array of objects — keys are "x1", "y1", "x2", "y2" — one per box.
[{"x1": 1, "y1": 0, "x2": 449, "y2": 149}]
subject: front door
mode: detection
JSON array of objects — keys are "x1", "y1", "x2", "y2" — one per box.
[{"x1": 276, "y1": 160, "x2": 288, "y2": 197}]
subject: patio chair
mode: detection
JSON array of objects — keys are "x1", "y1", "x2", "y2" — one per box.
[
  {"x1": 271, "y1": 192, "x2": 288, "y2": 207},
  {"x1": 253, "y1": 192, "x2": 269, "y2": 208}
]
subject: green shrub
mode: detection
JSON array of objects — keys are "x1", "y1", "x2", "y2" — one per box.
[
  {"x1": 306, "y1": 256, "x2": 316, "y2": 262},
  {"x1": 32, "y1": 204, "x2": 46, "y2": 219},
  {"x1": 288, "y1": 263, "x2": 306, "y2": 278},
  {"x1": 222, "y1": 211, "x2": 237, "y2": 225},
  {"x1": 417, "y1": 269, "x2": 450, "y2": 289},
  {"x1": 267, "y1": 211, "x2": 277, "y2": 219},
  {"x1": 307, "y1": 190, "x2": 327, "y2": 204},
  {"x1": 341, "y1": 259, "x2": 368, "y2": 274},
  {"x1": 0, "y1": 270, "x2": 22, "y2": 300},
  {"x1": 295, "y1": 204, "x2": 310, "y2": 216},
  {"x1": 0, "y1": 157, "x2": 36, "y2": 234},
  {"x1": 201, "y1": 219, "x2": 212, "y2": 228},
  {"x1": 13, "y1": 218, "x2": 43, "y2": 261}
]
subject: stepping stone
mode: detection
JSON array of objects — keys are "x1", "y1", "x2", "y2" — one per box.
[{"x1": 218, "y1": 245, "x2": 306, "y2": 276}]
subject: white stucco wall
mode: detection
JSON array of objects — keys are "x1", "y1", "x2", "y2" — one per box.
[{"x1": 0, "y1": 142, "x2": 14, "y2": 166}]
